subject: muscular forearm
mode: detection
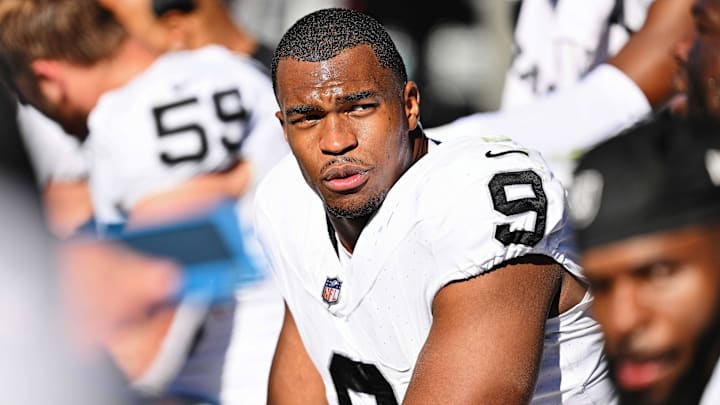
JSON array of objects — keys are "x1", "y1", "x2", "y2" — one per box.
[{"x1": 609, "y1": 0, "x2": 695, "y2": 107}]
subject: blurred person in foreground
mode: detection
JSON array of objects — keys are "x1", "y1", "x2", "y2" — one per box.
[
  {"x1": 0, "y1": 81, "x2": 137, "y2": 405},
  {"x1": 0, "y1": 0, "x2": 286, "y2": 402},
  {"x1": 256, "y1": 7, "x2": 614, "y2": 404},
  {"x1": 569, "y1": 114, "x2": 720, "y2": 405}
]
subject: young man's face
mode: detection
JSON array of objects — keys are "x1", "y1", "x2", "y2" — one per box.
[
  {"x1": 582, "y1": 225, "x2": 720, "y2": 404},
  {"x1": 274, "y1": 45, "x2": 419, "y2": 219},
  {"x1": 20, "y1": 67, "x2": 91, "y2": 138}
]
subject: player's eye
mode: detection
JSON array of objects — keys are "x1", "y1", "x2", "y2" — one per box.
[
  {"x1": 290, "y1": 113, "x2": 322, "y2": 126},
  {"x1": 587, "y1": 278, "x2": 610, "y2": 296},
  {"x1": 349, "y1": 103, "x2": 377, "y2": 114},
  {"x1": 637, "y1": 261, "x2": 678, "y2": 285}
]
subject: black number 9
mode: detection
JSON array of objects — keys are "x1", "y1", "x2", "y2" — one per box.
[
  {"x1": 329, "y1": 353, "x2": 398, "y2": 405},
  {"x1": 488, "y1": 170, "x2": 547, "y2": 247}
]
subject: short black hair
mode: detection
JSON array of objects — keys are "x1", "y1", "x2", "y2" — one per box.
[{"x1": 271, "y1": 8, "x2": 407, "y2": 96}]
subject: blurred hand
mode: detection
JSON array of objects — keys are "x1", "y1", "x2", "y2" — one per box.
[
  {"x1": 58, "y1": 239, "x2": 181, "y2": 352},
  {"x1": 129, "y1": 159, "x2": 252, "y2": 227}
]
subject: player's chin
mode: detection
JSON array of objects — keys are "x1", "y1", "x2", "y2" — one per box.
[
  {"x1": 324, "y1": 193, "x2": 384, "y2": 220},
  {"x1": 609, "y1": 354, "x2": 682, "y2": 405},
  {"x1": 615, "y1": 379, "x2": 683, "y2": 405}
]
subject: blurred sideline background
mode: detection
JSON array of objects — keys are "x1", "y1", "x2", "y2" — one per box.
[{"x1": 230, "y1": 0, "x2": 517, "y2": 127}]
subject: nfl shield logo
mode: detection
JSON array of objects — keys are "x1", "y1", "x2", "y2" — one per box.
[{"x1": 322, "y1": 277, "x2": 342, "y2": 305}]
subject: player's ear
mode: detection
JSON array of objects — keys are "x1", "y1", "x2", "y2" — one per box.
[
  {"x1": 31, "y1": 59, "x2": 62, "y2": 82},
  {"x1": 30, "y1": 59, "x2": 64, "y2": 105},
  {"x1": 403, "y1": 81, "x2": 420, "y2": 131},
  {"x1": 275, "y1": 111, "x2": 288, "y2": 142}
]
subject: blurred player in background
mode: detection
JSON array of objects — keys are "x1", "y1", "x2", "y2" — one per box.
[
  {"x1": 570, "y1": 114, "x2": 720, "y2": 405},
  {"x1": 17, "y1": 0, "x2": 279, "y2": 239},
  {"x1": 428, "y1": 0, "x2": 694, "y2": 186},
  {"x1": 0, "y1": 0, "x2": 287, "y2": 403},
  {"x1": 93, "y1": 1, "x2": 287, "y2": 403}
]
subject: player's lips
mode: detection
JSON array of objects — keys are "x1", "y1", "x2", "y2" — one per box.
[
  {"x1": 614, "y1": 356, "x2": 673, "y2": 391},
  {"x1": 322, "y1": 165, "x2": 370, "y2": 193}
]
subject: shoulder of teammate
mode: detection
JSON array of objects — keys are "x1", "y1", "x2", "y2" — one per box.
[
  {"x1": 408, "y1": 135, "x2": 570, "y2": 286},
  {"x1": 88, "y1": 44, "x2": 277, "y2": 138},
  {"x1": 94, "y1": 45, "x2": 273, "y2": 109}
]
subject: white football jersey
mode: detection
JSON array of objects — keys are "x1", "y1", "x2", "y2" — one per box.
[
  {"x1": 255, "y1": 135, "x2": 614, "y2": 404},
  {"x1": 17, "y1": 103, "x2": 89, "y2": 186},
  {"x1": 502, "y1": 0, "x2": 653, "y2": 109},
  {"x1": 701, "y1": 360, "x2": 720, "y2": 405},
  {"x1": 87, "y1": 45, "x2": 288, "y2": 224}
]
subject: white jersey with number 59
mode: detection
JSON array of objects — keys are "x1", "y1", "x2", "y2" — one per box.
[
  {"x1": 254, "y1": 135, "x2": 614, "y2": 404},
  {"x1": 87, "y1": 45, "x2": 287, "y2": 224}
]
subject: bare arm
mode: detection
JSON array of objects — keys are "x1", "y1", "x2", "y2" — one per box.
[
  {"x1": 43, "y1": 179, "x2": 93, "y2": 238},
  {"x1": 609, "y1": 0, "x2": 695, "y2": 107},
  {"x1": 129, "y1": 160, "x2": 252, "y2": 226},
  {"x1": 268, "y1": 303, "x2": 328, "y2": 405},
  {"x1": 402, "y1": 255, "x2": 563, "y2": 405}
]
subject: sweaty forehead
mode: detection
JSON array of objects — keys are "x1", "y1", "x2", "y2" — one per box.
[{"x1": 275, "y1": 45, "x2": 393, "y2": 101}]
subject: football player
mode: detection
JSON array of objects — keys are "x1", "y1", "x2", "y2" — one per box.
[
  {"x1": 570, "y1": 114, "x2": 720, "y2": 405},
  {"x1": 0, "y1": 0, "x2": 287, "y2": 402},
  {"x1": 16, "y1": 0, "x2": 279, "y2": 239},
  {"x1": 91, "y1": 2, "x2": 286, "y2": 403},
  {"x1": 255, "y1": 8, "x2": 614, "y2": 404}
]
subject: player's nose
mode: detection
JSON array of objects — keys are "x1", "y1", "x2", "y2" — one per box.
[
  {"x1": 319, "y1": 114, "x2": 358, "y2": 155},
  {"x1": 605, "y1": 280, "x2": 649, "y2": 340}
]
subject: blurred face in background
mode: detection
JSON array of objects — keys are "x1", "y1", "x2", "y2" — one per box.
[
  {"x1": 98, "y1": 0, "x2": 177, "y2": 51},
  {"x1": 684, "y1": 0, "x2": 720, "y2": 117},
  {"x1": 21, "y1": 62, "x2": 99, "y2": 138},
  {"x1": 582, "y1": 225, "x2": 720, "y2": 404}
]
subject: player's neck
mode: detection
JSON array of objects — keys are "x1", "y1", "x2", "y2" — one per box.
[
  {"x1": 410, "y1": 127, "x2": 429, "y2": 165},
  {"x1": 202, "y1": 20, "x2": 257, "y2": 56},
  {"x1": 100, "y1": 38, "x2": 160, "y2": 93},
  {"x1": 196, "y1": 4, "x2": 258, "y2": 56},
  {"x1": 329, "y1": 216, "x2": 371, "y2": 254}
]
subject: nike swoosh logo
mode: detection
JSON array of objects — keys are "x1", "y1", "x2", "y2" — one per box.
[{"x1": 485, "y1": 150, "x2": 529, "y2": 158}]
